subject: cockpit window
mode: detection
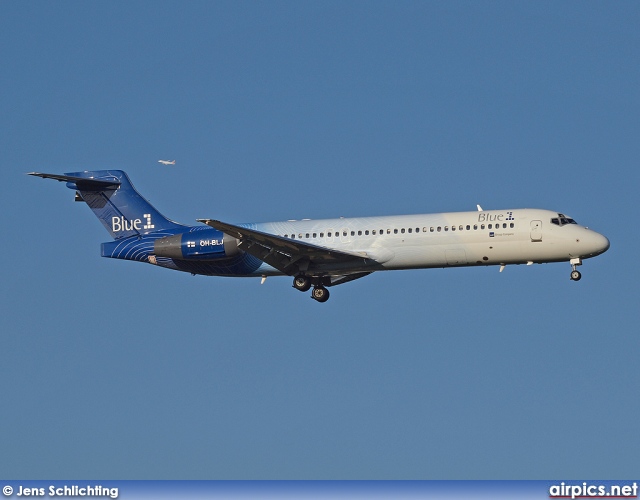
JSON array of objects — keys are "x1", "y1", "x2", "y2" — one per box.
[{"x1": 551, "y1": 213, "x2": 578, "y2": 226}]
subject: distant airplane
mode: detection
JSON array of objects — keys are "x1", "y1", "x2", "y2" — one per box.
[
  {"x1": 158, "y1": 160, "x2": 175, "y2": 165},
  {"x1": 29, "y1": 170, "x2": 609, "y2": 302}
]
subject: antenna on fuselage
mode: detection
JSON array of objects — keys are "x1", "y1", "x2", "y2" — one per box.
[{"x1": 477, "y1": 204, "x2": 483, "y2": 211}]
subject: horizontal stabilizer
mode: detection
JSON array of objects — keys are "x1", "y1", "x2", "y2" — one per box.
[{"x1": 28, "y1": 172, "x2": 120, "y2": 189}]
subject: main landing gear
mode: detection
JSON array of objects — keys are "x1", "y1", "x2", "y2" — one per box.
[
  {"x1": 570, "y1": 257, "x2": 582, "y2": 281},
  {"x1": 311, "y1": 286, "x2": 330, "y2": 303},
  {"x1": 293, "y1": 275, "x2": 312, "y2": 292},
  {"x1": 293, "y1": 275, "x2": 330, "y2": 302}
]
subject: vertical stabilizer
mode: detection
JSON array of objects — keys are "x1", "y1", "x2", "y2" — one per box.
[{"x1": 30, "y1": 170, "x2": 184, "y2": 239}]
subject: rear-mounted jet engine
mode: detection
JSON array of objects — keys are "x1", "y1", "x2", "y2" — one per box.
[{"x1": 154, "y1": 229, "x2": 239, "y2": 260}]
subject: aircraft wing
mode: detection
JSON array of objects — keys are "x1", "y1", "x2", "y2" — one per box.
[{"x1": 197, "y1": 219, "x2": 378, "y2": 281}]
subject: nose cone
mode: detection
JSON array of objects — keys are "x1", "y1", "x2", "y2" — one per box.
[{"x1": 586, "y1": 232, "x2": 610, "y2": 257}]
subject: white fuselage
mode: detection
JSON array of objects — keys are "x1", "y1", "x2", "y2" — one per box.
[{"x1": 251, "y1": 208, "x2": 609, "y2": 276}]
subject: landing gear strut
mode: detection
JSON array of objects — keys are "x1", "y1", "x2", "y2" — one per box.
[{"x1": 570, "y1": 257, "x2": 582, "y2": 281}]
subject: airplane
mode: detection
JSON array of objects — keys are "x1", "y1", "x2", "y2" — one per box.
[
  {"x1": 158, "y1": 160, "x2": 175, "y2": 165},
  {"x1": 29, "y1": 170, "x2": 610, "y2": 302}
]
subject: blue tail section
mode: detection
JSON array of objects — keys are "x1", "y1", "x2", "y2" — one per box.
[{"x1": 64, "y1": 170, "x2": 184, "y2": 239}]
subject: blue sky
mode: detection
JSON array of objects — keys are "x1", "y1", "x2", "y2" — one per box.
[{"x1": 1, "y1": 1, "x2": 638, "y2": 479}]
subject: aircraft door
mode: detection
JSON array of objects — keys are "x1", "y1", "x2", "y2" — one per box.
[{"x1": 530, "y1": 220, "x2": 542, "y2": 242}]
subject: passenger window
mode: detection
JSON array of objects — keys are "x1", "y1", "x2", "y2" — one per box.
[
  {"x1": 466, "y1": 225, "x2": 470, "y2": 230},
  {"x1": 451, "y1": 226, "x2": 456, "y2": 231},
  {"x1": 387, "y1": 229, "x2": 391, "y2": 234},
  {"x1": 365, "y1": 230, "x2": 369, "y2": 235},
  {"x1": 459, "y1": 225, "x2": 463, "y2": 231},
  {"x1": 444, "y1": 226, "x2": 449, "y2": 231},
  {"x1": 394, "y1": 229, "x2": 398, "y2": 234},
  {"x1": 320, "y1": 233, "x2": 324, "y2": 238},
  {"x1": 343, "y1": 231, "x2": 347, "y2": 236},
  {"x1": 306, "y1": 233, "x2": 309, "y2": 238},
  {"x1": 299, "y1": 233, "x2": 303, "y2": 238},
  {"x1": 351, "y1": 231, "x2": 355, "y2": 236},
  {"x1": 328, "y1": 232, "x2": 332, "y2": 237},
  {"x1": 430, "y1": 227, "x2": 434, "y2": 232},
  {"x1": 401, "y1": 228, "x2": 405, "y2": 234},
  {"x1": 481, "y1": 225, "x2": 485, "y2": 230},
  {"x1": 416, "y1": 228, "x2": 420, "y2": 233},
  {"x1": 408, "y1": 228, "x2": 412, "y2": 233},
  {"x1": 488, "y1": 224, "x2": 492, "y2": 229},
  {"x1": 502, "y1": 223, "x2": 506, "y2": 229},
  {"x1": 510, "y1": 223, "x2": 514, "y2": 228},
  {"x1": 437, "y1": 227, "x2": 441, "y2": 232},
  {"x1": 372, "y1": 230, "x2": 377, "y2": 235},
  {"x1": 313, "y1": 233, "x2": 317, "y2": 238},
  {"x1": 473, "y1": 225, "x2": 477, "y2": 230}
]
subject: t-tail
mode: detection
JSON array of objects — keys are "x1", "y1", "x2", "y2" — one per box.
[{"x1": 29, "y1": 170, "x2": 184, "y2": 239}]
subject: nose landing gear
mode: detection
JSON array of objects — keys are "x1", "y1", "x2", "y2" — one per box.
[{"x1": 570, "y1": 257, "x2": 582, "y2": 281}]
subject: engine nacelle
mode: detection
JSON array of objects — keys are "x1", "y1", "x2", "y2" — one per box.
[{"x1": 153, "y1": 229, "x2": 239, "y2": 260}]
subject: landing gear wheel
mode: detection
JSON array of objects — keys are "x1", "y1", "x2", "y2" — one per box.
[
  {"x1": 570, "y1": 270, "x2": 582, "y2": 281},
  {"x1": 311, "y1": 286, "x2": 330, "y2": 302},
  {"x1": 293, "y1": 275, "x2": 311, "y2": 292}
]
